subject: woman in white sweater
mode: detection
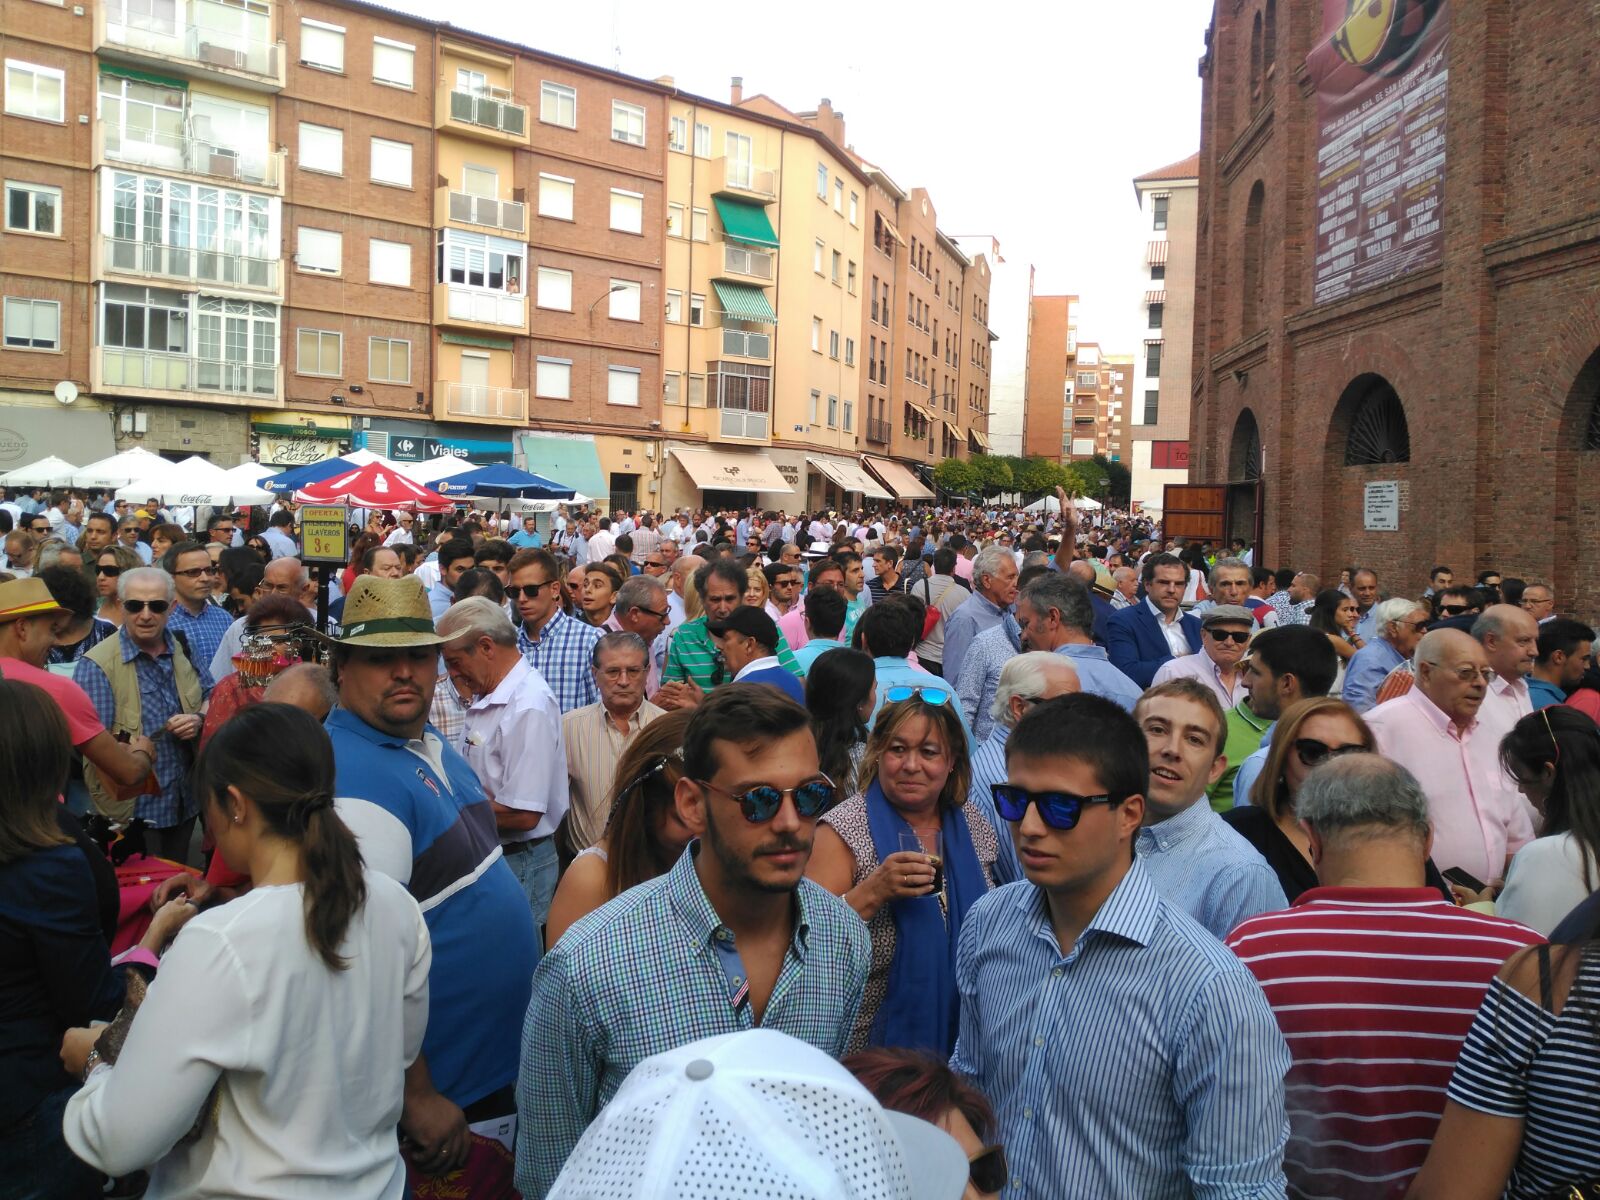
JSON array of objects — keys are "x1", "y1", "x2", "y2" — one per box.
[
  {"x1": 61, "y1": 703, "x2": 431, "y2": 1199},
  {"x1": 1496, "y1": 706, "x2": 1600, "y2": 935}
]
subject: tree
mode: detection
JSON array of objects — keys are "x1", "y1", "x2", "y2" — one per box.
[
  {"x1": 932, "y1": 458, "x2": 980, "y2": 498},
  {"x1": 1061, "y1": 460, "x2": 1105, "y2": 498},
  {"x1": 971, "y1": 454, "x2": 1014, "y2": 498},
  {"x1": 1013, "y1": 456, "x2": 1066, "y2": 497},
  {"x1": 1092, "y1": 454, "x2": 1132, "y2": 506}
]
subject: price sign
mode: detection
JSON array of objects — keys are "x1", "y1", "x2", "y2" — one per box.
[{"x1": 298, "y1": 505, "x2": 349, "y2": 563}]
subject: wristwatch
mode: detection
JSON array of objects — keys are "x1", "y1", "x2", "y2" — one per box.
[{"x1": 83, "y1": 1046, "x2": 103, "y2": 1081}]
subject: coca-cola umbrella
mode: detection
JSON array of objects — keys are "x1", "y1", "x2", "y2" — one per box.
[{"x1": 292, "y1": 461, "x2": 455, "y2": 513}]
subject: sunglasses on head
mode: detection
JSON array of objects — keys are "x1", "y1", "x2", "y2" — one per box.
[
  {"x1": 991, "y1": 784, "x2": 1116, "y2": 831},
  {"x1": 696, "y1": 775, "x2": 837, "y2": 822},
  {"x1": 968, "y1": 1145, "x2": 1008, "y2": 1195},
  {"x1": 1206, "y1": 628, "x2": 1251, "y2": 644},
  {"x1": 1292, "y1": 738, "x2": 1366, "y2": 768},
  {"x1": 884, "y1": 685, "x2": 951, "y2": 706},
  {"x1": 123, "y1": 599, "x2": 171, "y2": 615}
]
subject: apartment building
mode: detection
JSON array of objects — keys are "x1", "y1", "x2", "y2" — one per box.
[{"x1": 1022, "y1": 293, "x2": 1077, "y2": 460}]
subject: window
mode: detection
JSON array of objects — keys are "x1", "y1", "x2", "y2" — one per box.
[
  {"x1": 834, "y1": 179, "x2": 843, "y2": 214},
  {"x1": 2, "y1": 297, "x2": 59, "y2": 349},
  {"x1": 1145, "y1": 341, "x2": 1162, "y2": 377},
  {"x1": 844, "y1": 337, "x2": 855, "y2": 366},
  {"x1": 370, "y1": 138, "x2": 411, "y2": 186},
  {"x1": 664, "y1": 372, "x2": 681, "y2": 406},
  {"x1": 609, "y1": 189, "x2": 643, "y2": 234},
  {"x1": 611, "y1": 101, "x2": 646, "y2": 146},
  {"x1": 607, "y1": 365, "x2": 640, "y2": 406},
  {"x1": 299, "y1": 20, "x2": 344, "y2": 71},
  {"x1": 372, "y1": 37, "x2": 414, "y2": 88},
  {"x1": 4, "y1": 181, "x2": 60, "y2": 234},
  {"x1": 369, "y1": 336, "x2": 410, "y2": 383},
  {"x1": 816, "y1": 163, "x2": 828, "y2": 199},
  {"x1": 811, "y1": 318, "x2": 822, "y2": 353},
  {"x1": 609, "y1": 279, "x2": 641, "y2": 320},
  {"x1": 829, "y1": 330, "x2": 840, "y2": 360},
  {"x1": 458, "y1": 165, "x2": 496, "y2": 199},
  {"x1": 298, "y1": 122, "x2": 343, "y2": 174},
  {"x1": 102, "y1": 285, "x2": 189, "y2": 356},
  {"x1": 827, "y1": 394, "x2": 838, "y2": 427},
  {"x1": 669, "y1": 116, "x2": 687, "y2": 152},
  {"x1": 1150, "y1": 263, "x2": 1166, "y2": 282},
  {"x1": 688, "y1": 374, "x2": 706, "y2": 406},
  {"x1": 535, "y1": 356, "x2": 571, "y2": 399},
  {"x1": 690, "y1": 207, "x2": 708, "y2": 241},
  {"x1": 368, "y1": 238, "x2": 410, "y2": 286},
  {"x1": 665, "y1": 289, "x2": 682, "y2": 323},
  {"x1": 536, "y1": 266, "x2": 572, "y2": 310},
  {"x1": 1152, "y1": 194, "x2": 1169, "y2": 231},
  {"x1": 296, "y1": 227, "x2": 341, "y2": 275},
  {"x1": 831, "y1": 250, "x2": 841, "y2": 284},
  {"x1": 667, "y1": 202, "x2": 685, "y2": 238},
  {"x1": 843, "y1": 398, "x2": 853, "y2": 431},
  {"x1": 693, "y1": 122, "x2": 710, "y2": 158},
  {"x1": 456, "y1": 67, "x2": 487, "y2": 94},
  {"x1": 296, "y1": 328, "x2": 341, "y2": 375},
  {"x1": 847, "y1": 260, "x2": 857, "y2": 294},
  {"x1": 541, "y1": 81, "x2": 576, "y2": 128},
  {"x1": 689, "y1": 293, "x2": 705, "y2": 326},
  {"x1": 1242, "y1": 180, "x2": 1265, "y2": 332},
  {"x1": 437, "y1": 229, "x2": 523, "y2": 293},
  {"x1": 848, "y1": 192, "x2": 859, "y2": 225},
  {"x1": 808, "y1": 391, "x2": 820, "y2": 425},
  {"x1": 1148, "y1": 303, "x2": 1164, "y2": 330},
  {"x1": 5, "y1": 61, "x2": 65, "y2": 122},
  {"x1": 1143, "y1": 390, "x2": 1159, "y2": 425},
  {"x1": 538, "y1": 174, "x2": 574, "y2": 220},
  {"x1": 813, "y1": 239, "x2": 824, "y2": 274}
]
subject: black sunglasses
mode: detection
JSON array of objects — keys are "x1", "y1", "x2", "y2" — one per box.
[
  {"x1": 1205, "y1": 628, "x2": 1251, "y2": 644},
  {"x1": 634, "y1": 605, "x2": 670, "y2": 621},
  {"x1": 696, "y1": 775, "x2": 837, "y2": 822},
  {"x1": 969, "y1": 1145, "x2": 1008, "y2": 1195},
  {"x1": 505, "y1": 581, "x2": 556, "y2": 601},
  {"x1": 97, "y1": 565, "x2": 123, "y2": 577},
  {"x1": 1292, "y1": 738, "x2": 1366, "y2": 768},
  {"x1": 991, "y1": 784, "x2": 1116, "y2": 831},
  {"x1": 123, "y1": 599, "x2": 171, "y2": 615},
  {"x1": 1437, "y1": 603, "x2": 1469, "y2": 616}
]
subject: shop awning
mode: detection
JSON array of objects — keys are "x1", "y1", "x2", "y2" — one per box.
[
  {"x1": 0, "y1": 405, "x2": 115, "y2": 478},
  {"x1": 713, "y1": 196, "x2": 779, "y2": 249},
  {"x1": 98, "y1": 63, "x2": 187, "y2": 90},
  {"x1": 807, "y1": 455, "x2": 892, "y2": 500},
  {"x1": 519, "y1": 433, "x2": 608, "y2": 505},
  {"x1": 1147, "y1": 240, "x2": 1169, "y2": 265},
  {"x1": 711, "y1": 280, "x2": 778, "y2": 324},
  {"x1": 862, "y1": 455, "x2": 934, "y2": 501},
  {"x1": 441, "y1": 331, "x2": 515, "y2": 351},
  {"x1": 968, "y1": 427, "x2": 991, "y2": 451},
  {"x1": 1144, "y1": 290, "x2": 1167, "y2": 305},
  {"x1": 669, "y1": 447, "x2": 792, "y2": 493}
]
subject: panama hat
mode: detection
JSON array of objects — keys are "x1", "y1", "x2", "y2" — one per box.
[
  {"x1": 0, "y1": 577, "x2": 65, "y2": 624},
  {"x1": 330, "y1": 576, "x2": 446, "y2": 648}
]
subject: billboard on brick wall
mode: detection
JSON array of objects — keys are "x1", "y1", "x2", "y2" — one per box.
[{"x1": 1308, "y1": 0, "x2": 1450, "y2": 306}]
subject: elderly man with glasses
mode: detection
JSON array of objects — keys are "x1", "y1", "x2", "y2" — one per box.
[{"x1": 562, "y1": 631, "x2": 666, "y2": 853}]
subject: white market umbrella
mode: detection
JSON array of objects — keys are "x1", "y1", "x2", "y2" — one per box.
[
  {"x1": 407, "y1": 454, "x2": 480, "y2": 484},
  {"x1": 222, "y1": 461, "x2": 276, "y2": 488},
  {"x1": 0, "y1": 455, "x2": 78, "y2": 488},
  {"x1": 115, "y1": 456, "x2": 273, "y2": 507},
  {"x1": 341, "y1": 447, "x2": 410, "y2": 474},
  {"x1": 71, "y1": 446, "x2": 168, "y2": 489}
]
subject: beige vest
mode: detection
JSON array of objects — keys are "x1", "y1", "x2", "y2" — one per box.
[{"x1": 83, "y1": 633, "x2": 203, "y2": 820}]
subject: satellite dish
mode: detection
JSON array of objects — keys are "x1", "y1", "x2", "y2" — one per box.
[{"x1": 54, "y1": 381, "x2": 78, "y2": 406}]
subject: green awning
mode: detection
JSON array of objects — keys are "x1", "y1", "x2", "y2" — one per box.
[
  {"x1": 98, "y1": 63, "x2": 188, "y2": 90},
  {"x1": 712, "y1": 280, "x2": 778, "y2": 325},
  {"x1": 519, "y1": 433, "x2": 607, "y2": 504},
  {"x1": 441, "y1": 332, "x2": 514, "y2": 351},
  {"x1": 713, "y1": 196, "x2": 778, "y2": 249}
]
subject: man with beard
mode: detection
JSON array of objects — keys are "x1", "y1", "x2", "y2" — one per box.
[{"x1": 514, "y1": 684, "x2": 870, "y2": 1198}]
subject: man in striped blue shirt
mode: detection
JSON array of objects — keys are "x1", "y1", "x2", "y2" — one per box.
[{"x1": 952, "y1": 693, "x2": 1291, "y2": 1199}]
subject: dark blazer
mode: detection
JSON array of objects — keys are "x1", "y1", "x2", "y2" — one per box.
[
  {"x1": 1088, "y1": 593, "x2": 1115, "y2": 647},
  {"x1": 1105, "y1": 601, "x2": 1202, "y2": 688}
]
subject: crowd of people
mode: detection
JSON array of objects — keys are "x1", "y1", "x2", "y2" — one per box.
[{"x1": 3, "y1": 481, "x2": 1600, "y2": 1200}]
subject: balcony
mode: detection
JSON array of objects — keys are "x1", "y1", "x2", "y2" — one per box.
[
  {"x1": 437, "y1": 284, "x2": 527, "y2": 331},
  {"x1": 445, "y1": 189, "x2": 526, "y2": 236},
  {"x1": 720, "y1": 243, "x2": 773, "y2": 281},
  {"x1": 867, "y1": 417, "x2": 892, "y2": 445},
  {"x1": 96, "y1": 7, "x2": 286, "y2": 92},
  {"x1": 99, "y1": 124, "x2": 281, "y2": 191},
  {"x1": 711, "y1": 157, "x2": 777, "y2": 202},
  {"x1": 721, "y1": 329, "x2": 770, "y2": 360},
  {"x1": 442, "y1": 86, "x2": 528, "y2": 142},
  {"x1": 102, "y1": 236, "x2": 279, "y2": 295},
  {"x1": 437, "y1": 381, "x2": 527, "y2": 423},
  {"x1": 97, "y1": 348, "x2": 281, "y2": 405}
]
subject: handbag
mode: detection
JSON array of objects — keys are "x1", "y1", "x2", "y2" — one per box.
[{"x1": 918, "y1": 576, "x2": 943, "y2": 640}]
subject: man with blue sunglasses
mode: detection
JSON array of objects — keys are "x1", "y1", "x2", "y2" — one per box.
[{"x1": 951, "y1": 693, "x2": 1290, "y2": 1199}]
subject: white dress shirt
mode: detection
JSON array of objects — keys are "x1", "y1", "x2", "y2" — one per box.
[
  {"x1": 1147, "y1": 596, "x2": 1193, "y2": 658},
  {"x1": 462, "y1": 656, "x2": 568, "y2": 842},
  {"x1": 587, "y1": 530, "x2": 617, "y2": 562}
]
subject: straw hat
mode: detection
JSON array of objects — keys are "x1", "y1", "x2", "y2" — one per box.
[
  {"x1": 0, "y1": 577, "x2": 65, "y2": 624},
  {"x1": 330, "y1": 576, "x2": 446, "y2": 648}
]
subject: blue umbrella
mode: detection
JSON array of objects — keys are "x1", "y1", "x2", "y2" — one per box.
[
  {"x1": 433, "y1": 463, "x2": 575, "y2": 499},
  {"x1": 258, "y1": 457, "x2": 361, "y2": 493}
]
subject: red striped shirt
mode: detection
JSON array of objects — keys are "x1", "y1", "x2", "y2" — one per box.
[{"x1": 1226, "y1": 888, "x2": 1542, "y2": 1200}]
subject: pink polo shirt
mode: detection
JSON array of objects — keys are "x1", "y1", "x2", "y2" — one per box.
[{"x1": 1366, "y1": 688, "x2": 1535, "y2": 883}]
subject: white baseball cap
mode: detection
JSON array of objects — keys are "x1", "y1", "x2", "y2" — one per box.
[{"x1": 548, "y1": 1028, "x2": 969, "y2": 1200}]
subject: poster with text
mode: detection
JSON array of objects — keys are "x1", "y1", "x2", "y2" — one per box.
[{"x1": 1308, "y1": 0, "x2": 1449, "y2": 306}]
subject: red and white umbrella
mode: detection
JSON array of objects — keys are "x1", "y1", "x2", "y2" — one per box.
[{"x1": 293, "y1": 461, "x2": 455, "y2": 512}]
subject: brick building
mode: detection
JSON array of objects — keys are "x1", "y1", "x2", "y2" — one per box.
[
  {"x1": 1022, "y1": 292, "x2": 1076, "y2": 459},
  {"x1": 1191, "y1": 0, "x2": 1600, "y2": 613}
]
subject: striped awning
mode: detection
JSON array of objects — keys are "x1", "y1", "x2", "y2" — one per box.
[
  {"x1": 1145, "y1": 290, "x2": 1167, "y2": 305},
  {"x1": 711, "y1": 280, "x2": 777, "y2": 324},
  {"x1": 881, "y1": 218, "x2": 906, "y2": 246},
  {"x1": 1147, "y1": 240, "x2": 1169, "y2": 265},
  {"x1": 968, "y1": 427, "x2": 991, "y2": 451}
]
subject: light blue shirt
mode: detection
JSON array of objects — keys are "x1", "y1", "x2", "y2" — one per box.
[
  {"x1": 870, "y1": 656, "x2": 973, "y2": 748},
  {"x1": 952, "y1": 864, "x2": 1291, "y2": 1199},
  {"x1": 509, "y1": 530, "x2": 543, "y2": 548},
  {"x1": 1054, "y1": 643, "x2": 1143, "y2": 712},
  {"x1": 792, "y1": 637, "x2": 846, "y2": 676},
  {"x1": 261, "y1": 526, "x2": 298, "y2": 560},
  {"x1": 1232, "y1": 734, "x2": 1272, "y2": 808},
  {"x1": 1355, "y1": 606, "x2": 1380, "y2": 643},
  {"x1": 952, "y1": 618, "x2": 1021, "y2": 741},
  {"x1": 428, "y1": 579, "x2": 455, "y2": 620},
  {"x1": 1343, "y1": 637, "x2": 1405, "y2": 714},
  {"x1": 1135, "y1": 798, "x2": 1288, "y2": 940},
  {"x1": 942, "y1": 591, "x2": 1007, "y2": 685},
  {"x1": 968, "y1": 725, "x2": 1024, "y2": 885}
]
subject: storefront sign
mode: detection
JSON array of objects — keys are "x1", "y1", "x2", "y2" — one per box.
[
  {"x1": 384, "y1": 434, "x2": 511, "y2": 465},
  {"x1": 1363, "y1": 481, "x2": 1401, "y2": 531},
  {"x1": 1150, "y1": 441, "x2": 1190, "y2": 470},
  {"x1": 298, "y1": 505, "x2": 349, "y2": 563},
  {"x1": 0, "y1": 402, "x2": 116, "y2": 468},
  {"x1": 258, "y1": 435, "x2": 344, "y2": 467},
  {"x1": 1309, "y1": 0, "x2": 1450, "y2": 305}
]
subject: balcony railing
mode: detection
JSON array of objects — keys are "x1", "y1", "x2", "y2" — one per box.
[
  {"x1": 100, "y1": 124, "x2": 279, "y2": 188},
  {"x1": 447, "y1": 190, "x2": 526, "y2": 235},
  {"x1": 100, "y1": 347, "x2": 279, "y2": 398},
  {"x1": 712, "y1": 156, "x2": 777, "y2": 201},
  {"x1": 439, "y1": 381, "x2": 527, "y2": 421},
  {"x1": 721, "y1": 329, "x2": 770, "y2": 360},
  {"x1": 719, "y1": 407, "x2": 769, "y2": 439},
  {"x1": 867, "y1": 417, "x2": 891, "y2": 445},
  {"x1": 721, "y1": 244, "x2": 773, "y2": 280},
  {"x1": 448, "y1": 88, "x2": 527, "y2": 136},
  {"x1": 445, "y1": 286, "x2": 526, "y2": 328},
  {"x1": 100, "y1": 14, "x2": 284, "y2": 86},
  {"x1": 103, "y1": 236, "x2": 279, "y2": 293}
]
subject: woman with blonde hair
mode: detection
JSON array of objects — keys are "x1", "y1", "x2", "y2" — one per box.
[
  {"x1": 742, "y1": 563, "x2": 770, "y2": 609},
  {"x1": 93, "y1": 544, "x2": 142, "y2": 629},
  {"x1": 807, "y1": 691, "x2": 997, "y2": 1054}
]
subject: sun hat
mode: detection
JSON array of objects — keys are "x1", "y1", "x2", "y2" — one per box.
[
  {"x1": 329, "y1": 576, "x2": 446, "y2": 647},
  {"x1": 0, "y1": 577, "x2": 65, "y2": 624},
  {"x1": 547, "y1": 1028, "x2": 968, "y2": 1200}
]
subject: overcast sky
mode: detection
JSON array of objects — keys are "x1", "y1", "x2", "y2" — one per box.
[{"x1": 391, "y1": 0, "x2": 1211, "y2": 359}]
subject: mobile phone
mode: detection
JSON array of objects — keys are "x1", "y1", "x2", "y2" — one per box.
[{"x1": 1442, "y1": 866, "x2": 1487, "y2": 893}]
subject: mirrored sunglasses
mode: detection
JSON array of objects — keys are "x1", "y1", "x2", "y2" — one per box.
[
  {"x1": 697, "y1": 776, "x2": 837, "y2": 822},
  {"x1": 991, "y1": 784, "x2": 1115, "y2": 831}
]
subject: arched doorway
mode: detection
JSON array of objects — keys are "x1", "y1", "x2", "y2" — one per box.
[
  {"x1": 1226, "y1": 408, "x2": 1264, "y2": 549},
  {"x1": 1554, "y1": 346, "x2": 1600, "y2": 613},
  {"x1": 1229, "y1": 408, "x2": 1262, "y2": 481},
  {"x1": 1337, "y1": 374, "x2": 1411, "y2": 465}
]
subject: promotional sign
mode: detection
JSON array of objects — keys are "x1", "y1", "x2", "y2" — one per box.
[
  {"x1": 1308, "y1": 0, "x2": 1450, "y2": 306},
  {"x1": 1364, "y1": 481, "x2": 1401, "y2": 531},
  {"x1": 258, "y1": 435, "x2": 344, "y2": 467},
  {"x1": 298, "y1": 505, "x2": 349, "y2": 563},
  {"x1": 386, "y1": 434, "x2": 513, "y2": 465}
]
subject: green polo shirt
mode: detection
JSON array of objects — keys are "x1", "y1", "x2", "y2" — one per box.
[
  {"x1": 1213, "y1": 699, "x2": 1271, "y2": 811},
  {"x1": 663, "y1": 616, "x2": 801, "y2": 690}
]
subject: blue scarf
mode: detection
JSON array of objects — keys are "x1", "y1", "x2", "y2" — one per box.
[{"x1": 864, "y1": 779, "x2": 987, "y2": 1055}]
